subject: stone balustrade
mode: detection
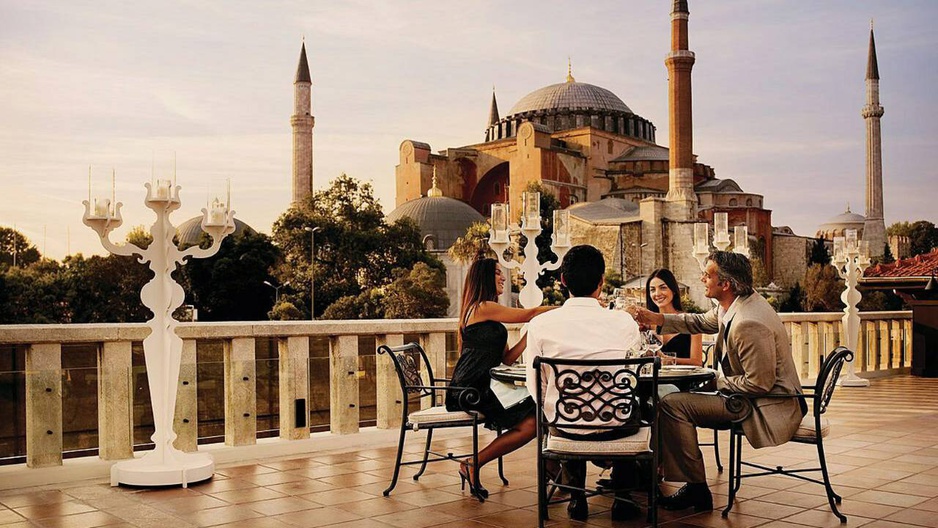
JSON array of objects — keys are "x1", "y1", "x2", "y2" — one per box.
[{"x1": 0, "y1": 312, "x2": 913, "y2": 471}]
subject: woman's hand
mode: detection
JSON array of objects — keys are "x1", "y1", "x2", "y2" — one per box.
[{"x1": 627, "y1": 305, "x2": 665, "y2": 329}]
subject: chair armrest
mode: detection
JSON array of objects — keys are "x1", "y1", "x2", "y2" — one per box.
[
  {"x1": 718, "y1": 392, "x2": 754, "y2": 422},
  {"x1": 758, "y1": 392, "x2": 817, "y2": 402},
  {"x1": 405, "y1": 385, "x2": 481, "y2": 412}
]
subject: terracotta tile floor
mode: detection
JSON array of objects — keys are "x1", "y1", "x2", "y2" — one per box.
[{"x1": 2, "y1": 375, "x2": 938, "y2": 527}]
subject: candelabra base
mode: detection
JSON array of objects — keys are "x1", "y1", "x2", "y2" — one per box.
[
  {"x1": 110, "y1": 449, "x2": 214, "y2": 488},
  {"x1": 838, "y1": 373, "x2": 870, "y2": 387}
]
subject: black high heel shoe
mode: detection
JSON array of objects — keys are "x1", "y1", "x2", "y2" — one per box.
[{"x1": 458, "y1": 463, "x2": 488, "y2": 501}]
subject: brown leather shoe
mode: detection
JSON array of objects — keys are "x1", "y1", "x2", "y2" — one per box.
[{"x1": 660, "y1": 483, "x2": 713, "y2": 512}]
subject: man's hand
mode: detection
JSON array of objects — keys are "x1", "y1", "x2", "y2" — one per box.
[{"x1": 626, "y1": 305, "x2": 665, "y2": 330}]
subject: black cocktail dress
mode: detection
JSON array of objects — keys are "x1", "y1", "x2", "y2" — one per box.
[{"x1": 445, "y1": 320, "x2": 535, "y2": 430}]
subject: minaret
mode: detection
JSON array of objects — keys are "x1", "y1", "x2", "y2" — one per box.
[
  {"x1": 488, "y1": 87, "x2": 499, "y2": 127},
  {"x1": 664, "y1": 0, "x2": 697, "y2": 220},
  {"x1": 291, "y1": 41, "x2": 314, "y2": 205},
  {"x1": 862, "y1": 22, "x2": 886, "y2": 257},
  {"x1": 485, "y1": 87, "x2": 500, "y2": 142}
]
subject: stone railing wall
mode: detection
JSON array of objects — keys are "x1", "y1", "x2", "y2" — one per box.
[{"x1": 0, "y1": 311, "x2": 913, "y2": 470}]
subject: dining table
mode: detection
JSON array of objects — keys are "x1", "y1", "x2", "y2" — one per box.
[{"x1": 490, "y1": 363, "x2": 717, "y2": 392}]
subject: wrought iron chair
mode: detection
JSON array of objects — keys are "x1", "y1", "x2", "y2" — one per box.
[
  {"x1": 378, "y1": 342, "x2": 506, "y2": 502},
  {"x1": 533, "y1": 355, "x2": 660, "y2": 527},
  {"x1": 697, "y1": 341, "x2": 725, "y2": 473},
  {"x1": 722, "y1": 347, "x2": 854, "y2": 523}
]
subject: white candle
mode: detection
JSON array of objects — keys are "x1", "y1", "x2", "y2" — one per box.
[
  {"x1": 734, "y1": 225, "x2": 749, "y2": 254},
  {"x1": 553, "y1": 209, "x2": 570, "y2": 247},
  {"x1": 833, "y1": 236, "x2": 845, "y2": 261},
  {"x1": 523, "y1": 191, "x2": 540, "y2": 228},
  {"x1": 491, "y1": 203, "x2": 509, "y2": 243},
  {"x1": 208, "y1": 198, "x2": 226, "y2": 225},
  {"x1": 714, "y1": 212, "x2": 729, "y2": 243},
  {"x1": 93, "y1": 198, "x2": 111, "y2": 218},
  {"x1": 845, "y1": 229, "x2": 858, "y2": 252},
  {"x1": 694, "y1": 223, "x2": 709, "y2": 253},
  {"x1": 153, "y1": 179, "x2": 171, "y2": 200}
]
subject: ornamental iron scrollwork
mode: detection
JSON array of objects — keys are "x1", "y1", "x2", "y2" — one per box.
[
  {"x1": 819, "y1": 348, "x2": 852, "y2": 415},
  {"x1": 550, "y1": 366, "x2": 639, "y2": 426}
]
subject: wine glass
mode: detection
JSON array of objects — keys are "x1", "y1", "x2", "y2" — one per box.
[{"x1": 643, "y1": 330, "x2": 662, "y2": 355}]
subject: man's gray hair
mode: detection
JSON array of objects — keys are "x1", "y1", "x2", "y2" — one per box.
[{"x1": 707, "y1": 251, "x2": 754, "y2": 296}]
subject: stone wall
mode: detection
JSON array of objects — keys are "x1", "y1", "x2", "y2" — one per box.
[{"x1": 772, "y1": 234, "x2": 813, "y2": 289}]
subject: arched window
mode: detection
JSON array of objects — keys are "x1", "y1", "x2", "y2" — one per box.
[
  {"x1": 746, "y1": 198, "x2": 753, "y2": 207},
  {"x1": 729, "y1": 198, "x2": 738, "y2": 207}
]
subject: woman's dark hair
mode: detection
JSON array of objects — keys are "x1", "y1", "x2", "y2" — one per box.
[
  {"x1": 645, "y1": 268, "x2": 683, "y2": 313},
  {"x1": 458, "y1": 258, "x2": 499, "y2": 343}
]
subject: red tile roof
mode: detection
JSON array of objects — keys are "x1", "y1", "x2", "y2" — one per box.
[{"x1": 865, "y1": 248, "x2": 938, "y2": 278}]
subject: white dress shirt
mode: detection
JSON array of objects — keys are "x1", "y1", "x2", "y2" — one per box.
[{"x1": 524, "y1": 297, "x2": 642, "y2": 426}]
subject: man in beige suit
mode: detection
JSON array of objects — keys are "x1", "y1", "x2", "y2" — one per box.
[{"x1": 629, "y1": 251, "x2": 804, "y2": 512}]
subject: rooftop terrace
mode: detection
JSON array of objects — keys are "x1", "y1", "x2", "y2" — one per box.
[{"x1": 1, "y1": 374, "x2": 936, "y2": 528}]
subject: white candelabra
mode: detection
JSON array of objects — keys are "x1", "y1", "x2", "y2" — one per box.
[
  {"x1": 83, "y1": 175, "x2": 235, "y2": 487},
  {"x1": 831, "y1": 229, "x2": 871, "y2": 387},
  {"x1": 693, "y1": 212, "x2": 749, "y2": 270},
  {"x1": 488, "y1": 191, "x2": 572, "y2": 309}
]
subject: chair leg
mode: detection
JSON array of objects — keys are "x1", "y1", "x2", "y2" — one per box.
[
  {"x1": 536, "y1": 455, "x2": 548, "y2": 527},
  {"x1": 471, "y1": 424, "x2": 484, "y2": 503},
  {"x1": 413, "y1": 428, "x2": 434, "y2": 481},
  {"x1": 383, "y1": 425, "x2": 407, "y2": 496},
  {"x1": 817, "y1": 439, "x2": 847, "y2": 523},
  {"x1": 714, "y1": 429, "x2": 724, "y2": 473},
  {"x1": 722, "y1": 431, "x2": 739, "y2": 518},
  {"x1": 496, "y1": 428, "x2": 509, "y2": 485}
]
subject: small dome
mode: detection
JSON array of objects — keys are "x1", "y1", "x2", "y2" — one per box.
[
  {"x1": 508, "y1": 81, "x2": 632, "y2": 116},
  {"x1": 816, "y1": 206, "x2": 866, "y2": 240},
  {"x1": 176, "y1": 216, "x2": 255, "y2": 248},
  {"x1": 387, "y1": 195, "x2": 484, "y2": 251}
]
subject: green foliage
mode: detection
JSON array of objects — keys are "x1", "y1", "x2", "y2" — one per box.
[
  {"x1": 888, "y1": 220, "x2": 938, "y2": 256},
  {"x1": 269, "y1": 301, "x2": 304, "y2": 321},
  {"x1": 273, "y1": 173, "x2": 444, "y2": 318},
  {"x1": 448, "y1": 222, "x2": 495, "y2": 264},
  {"x1": 858, "y1": 290, "x2": 906, "y2": 312},
  {"x1": 679, "y1": 293, "x2": 706, "y2": 314},
  {"x1": 602, "y1": 270, "x2": 625, "y2": 295},
  {"x1": 880, "y1": 242, "x2": 895, "y2": 264},
  {"x1": 179, "y1": 230, "x2": 281, "y2": 321},
  {"x1": 809, "y1": 238, "x2": 830, "y2": 265},
  {"x1": 750, "y1": 256, "x2": 769, "y2": 288},
  {"x1": 383, "y1": 262, "x2": 450, "y2": 318},
  {"x1": 778, "y1": 283, "x2": 805, "y2": 312},
  {"x1": 802, "y1": 264, "x2": 844, "y2": 312},
  {"x1": 0, "y1": 226, "x2": 41, "y2": 267}
]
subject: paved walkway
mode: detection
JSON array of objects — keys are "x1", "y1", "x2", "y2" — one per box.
[{"x1": 1, "y1": 375, "x2": 937, "y2": 527}]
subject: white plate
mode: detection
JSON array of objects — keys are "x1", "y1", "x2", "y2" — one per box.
[{"x1": 661, "y1": 365, "x2": 698, "y2": 371}]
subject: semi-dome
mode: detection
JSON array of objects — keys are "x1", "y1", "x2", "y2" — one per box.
[
  {"x1": 175, "y1": 216, "x2": 255, "y2": 248},
  {"x1": 386, "y1": 190, "x2": 484, "y2": 251},
  {"x1": 508, "y1": 81, "x2": 632, "y2": 116}
]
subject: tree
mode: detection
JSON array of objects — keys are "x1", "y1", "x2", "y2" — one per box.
[
  {"x1": 750, "y1": 256, "x2": 769, "y2": 288},
  {"x1": 809, "y1": 238, "x2": 830, "y2": 265},
  {"x1": 779, "y1": 283, "x2": 805, "y2": 312},
  {"x1": 0, "y1": 226, "x2": 41, "y2": 267},
  {"x1": 449, "y1": 222, "x2": 495, "y2": 264},
  {"x1": 880, "y1": 242, "x2": 895, "y2": 264},
  {"x1": 273, "y1": 173, "x2": 444, "y2": 318},
  {"x1": 802, "y1": 264, "x2": 844, "y2": 312},
  {"x1": 179, "y1": 230, "x2": 281, "y2": 321},
  {"x1": 887, "y1": 220, "x2": 938, "y2": 256},
  {"x1": 383, "y1": 262, "x2": 450, "y2": 319}
]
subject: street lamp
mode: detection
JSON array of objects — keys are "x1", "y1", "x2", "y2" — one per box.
[
  {"x1": 263, "y1": 280, "x2": 290, "y2": 304},
  {"x1": 831, "y1": 229, "x2": 871, "y2": 387},
  {"x1": 304, "y1": 226, "x2": 320, "y2": 319}
]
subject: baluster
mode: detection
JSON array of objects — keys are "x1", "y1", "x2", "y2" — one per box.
[
  {"x1": 420, "y1": 333, "x2": 447, "y2": 411},
  {"x1": 330, "y1": 335, "x2": 359, "y2": 434},
  {"x1": 376, "y1": 334, "x2": 404, "y2": 430},
  {"x1": 98, "y1": 341, "x2": 133, "y2": 460},
  {"x1": 279, "y1": 336, "x2": 311, "y2": 440},
  {"x1": 225, "y1": 337, "x2": 257, "y2": 446},
  {"x1": 26, "y1": 343, "x2": 62, "y2": 468},
  {"x1": 174, "y1": 339, "x2": 198, "y2": 452}
]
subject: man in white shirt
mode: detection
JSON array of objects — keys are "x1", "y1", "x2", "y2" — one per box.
[{"x1": 525, "y1": 245, "x2": 643, "y2": 521}]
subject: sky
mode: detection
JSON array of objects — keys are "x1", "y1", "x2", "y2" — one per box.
[{"x1": 1, "y1": 0, "x2": 936, "y2": 260}]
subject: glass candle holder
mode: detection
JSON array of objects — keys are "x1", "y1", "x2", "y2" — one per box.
[
  {"x1": 714, "y1": 212, "x2": 729, "y2": 243},
  {"x1": 523, "y1": 191, "x2": 540, "y2": 229},
  {"x1": 734, "y1": 225, "x2": 749, "y2": 254},
  {"x1": 833, "y1": 236, "x2": 846, "y2": 261},
  {"x1": 694, "y1": 222, "x2": 709, "y2": 253},
  {"x1": 553, "y1": 209, "x2": 570, "y2": 247},
  {"x1": 490, "y1": 203, "x2": 509, "y2": 243},
  {"x1": 845, "y1": 229, "x2": 858, "y2": 252}
]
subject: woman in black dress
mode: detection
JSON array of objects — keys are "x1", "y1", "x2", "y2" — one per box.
[
  {"x1": 446, "y1": 258, "x2": 554, "y2": 499},
  {"x1": 645, "y1": 268, "x2": 703, "y2": 366}
]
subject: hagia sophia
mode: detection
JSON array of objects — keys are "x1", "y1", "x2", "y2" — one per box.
[{"x1": 281, "y1": 1, "x2": 892, "y2": 313}]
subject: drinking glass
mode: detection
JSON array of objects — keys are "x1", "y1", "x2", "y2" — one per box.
[
  {"x1": 662, "y1": 351, "x2": 677, "y2": 366},
  {"x1": 642, "y1": 330, "x2": 662, "y2": 355}
]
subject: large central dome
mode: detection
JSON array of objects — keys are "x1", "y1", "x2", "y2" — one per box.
[{"x1": 509, "y1": 81, "x2": 632, "y2": 115}]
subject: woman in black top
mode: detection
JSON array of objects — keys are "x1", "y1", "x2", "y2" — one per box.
[
  {"x1": 646, "y1": 268, "x2": 703, "y2": 366},
  {"x1": 446, "y1": 258, "x2": 554, "y2": 499}
]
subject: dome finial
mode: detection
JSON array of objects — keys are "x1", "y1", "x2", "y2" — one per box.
[
  {"x1": 428, "y1": 167, "x2": 443, "y2": 197},
  {"x1": 566, "y1": 57, "x2": 575, "y2": 83},
  {"x1": 846, "y1": 202, "x2": 851, "y2": 213}
]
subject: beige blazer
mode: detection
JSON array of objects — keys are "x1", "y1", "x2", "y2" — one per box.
[{"x1": 661, "y1": 293, "x2": 803, "y2": 448}]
